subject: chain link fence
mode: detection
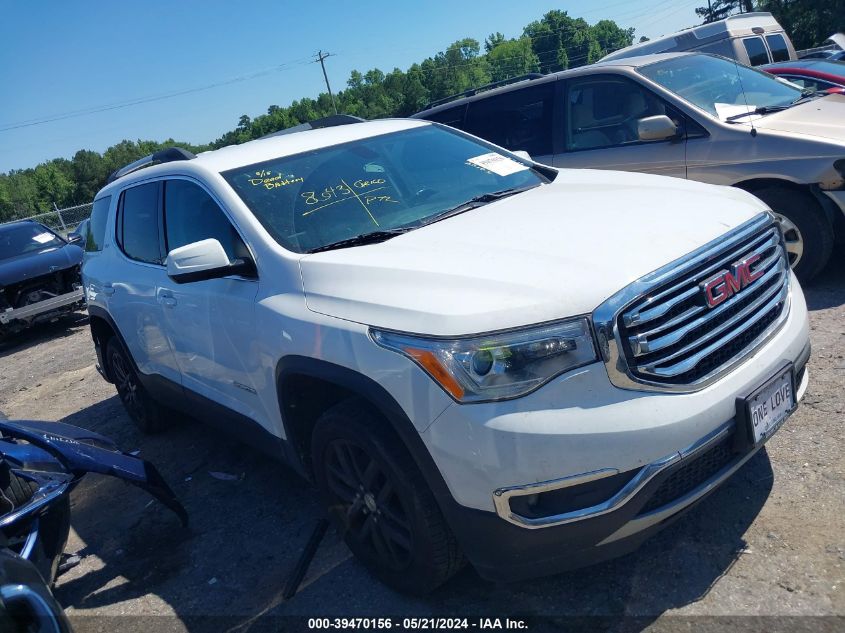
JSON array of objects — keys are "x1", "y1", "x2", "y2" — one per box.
[{"x1": 0, "y1": 202, "x2": 94, "y2": 237}]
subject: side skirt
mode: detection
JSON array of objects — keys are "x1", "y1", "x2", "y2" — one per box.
[{"x1": 136, "y1": 372, "x2": 294, "y2": 467}]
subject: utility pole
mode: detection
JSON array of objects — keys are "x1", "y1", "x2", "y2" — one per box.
[{"x1": 315, "y1": 50, "x2": 338, "y2": 114}]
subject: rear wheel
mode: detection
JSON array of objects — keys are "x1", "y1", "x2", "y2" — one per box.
[
  {"x1": 106, "y1": 337, "x2": 171, "y2": 434},
  {"x1": 312, "y1": 399, "x2": 463, "y2": 594},
  {"x1": 750, "y1": 185, "x2": 833, "y2": 283}
]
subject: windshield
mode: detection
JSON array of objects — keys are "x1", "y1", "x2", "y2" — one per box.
[
  {"x1": 0, "y1": 223, "x2": 64, "y2": 261},
  {"x1": 638, "y1": 54, "x2": 802, "y2": 121},
  {"x1": 222, "y1": 124, "x2": 548, "y2": 253}
]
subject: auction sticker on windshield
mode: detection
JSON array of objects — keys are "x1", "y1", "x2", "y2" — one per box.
[
  {"x1": 745, "y1": 365, "x2": 795, "y2": 445},
  {"x1": 33, "y1": 232, "x2": 54, "y2": 244},
  {"x1": 466, "y1": 152, "x2": 529, "y2": 176}
]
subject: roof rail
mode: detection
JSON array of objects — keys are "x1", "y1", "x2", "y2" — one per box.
[
  {"x1": 259, "y1": 114, "x2": 366, "y2": 139},
  {"x1": 106, "y1": 147, "x2": 196, "y2": 184},
  {"x1": 423, "y1": 73, "x2": 546, "y2": 110}
]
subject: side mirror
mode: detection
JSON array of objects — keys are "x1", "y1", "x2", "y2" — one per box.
[
  {"x1": 511, "y1": 150, "x2": 532, "y2": 162},
  {"x1": 637, "y1": 115, "x2": 679, "y2": 142},
  {"x1": 166, "y1": 238, "x2": 255, "y2": 284},
  {"x1": 67, "y1": 233, "x2": 83, "y2": 245}
]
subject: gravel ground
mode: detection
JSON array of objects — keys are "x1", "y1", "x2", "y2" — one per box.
[{"x1": 0, "y1": 252, "x2": 842, "y2": 633}]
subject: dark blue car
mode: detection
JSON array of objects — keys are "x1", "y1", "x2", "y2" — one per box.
[{"x1": 0, "y1": 220, "x2": 86, "y2": 340}]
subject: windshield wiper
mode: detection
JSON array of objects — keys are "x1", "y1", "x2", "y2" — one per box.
[
  {"x1": 307, "y1": 186, "x2": 536, "y2": 253},
  {"x1": 421, "y1": 186, "x2": 536, "y2": 227},
  {"x1": 308, "y1": 227, "x2": 413, "y2": 253},
  {"x1": 790, "y1": 88, "x2": 827, "y2": 106},
  {"x1": 725, "y1": 104, "x2": 791, "y2": 122}
]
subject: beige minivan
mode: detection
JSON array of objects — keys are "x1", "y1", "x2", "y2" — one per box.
[
  {"x1": 414, "y1": 52, "x2": 845, "y2": 281},
  {"x1": 601, "y1": 12, "x2": 797, "y2": 67}
]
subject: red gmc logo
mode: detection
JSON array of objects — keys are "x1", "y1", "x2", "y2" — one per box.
[{"x1": 701, "y1": 253, "x2": 764, "y2": 309}]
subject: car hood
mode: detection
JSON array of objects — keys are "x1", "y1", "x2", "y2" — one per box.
[
  {"x1": 0, "y1": 244, "x2": 82, "y2": 287},
  {"x1": 751, "y1": 94, "x2": 845, "y2": 142},
  {"x1": 300, "y1": 170, "x2": 768, "y2": 336}
]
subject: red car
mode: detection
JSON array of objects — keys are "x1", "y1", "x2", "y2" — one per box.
[{"x1": 762, "y1": 59, "x2": 845, "y2": 94}]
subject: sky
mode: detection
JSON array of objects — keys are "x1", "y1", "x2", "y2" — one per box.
[{"x1": 0, "y1": 0, "x2": 705, "y2": 173}]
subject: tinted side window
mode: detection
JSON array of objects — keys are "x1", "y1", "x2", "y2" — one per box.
[
  {"x1": 765, "y1": 34, "x2": 790, "y2": 63},
  {"x1": 743, "y1": 37, "x2": 770, "y2": 66},
  {"x1": 86, "y1": 195, "x2": 111, "y2": 252},
  {"x1": 423, "y1": 104, "x2": 466, "y2": 128},
  {"x1": 566, "y1": 76, "x2": 672, "y2": 151},
  {"x1": 463, "y1": 84, "x2": 554, "y2": 156},
  {"x1": 163, "y1": 179, "x2": 249, "y2": 263},
  {"x1": 118, "y1": 183, "x2": 162, "y2": 264}
]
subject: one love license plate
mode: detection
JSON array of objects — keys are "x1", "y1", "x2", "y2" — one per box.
[{"x1": 743, "y1": 364, "x2": 796, "y2": 445}]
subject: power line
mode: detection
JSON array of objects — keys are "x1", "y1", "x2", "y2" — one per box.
[
  {"x1": 0, "y1": 4, "x2": 702, "y2": 135},
  {"x1": 314, "y1": 50, "x2": 338, "y2": 114},
  {"x1": 0, "y1": 57, "x2": 314, "y2": 133}
]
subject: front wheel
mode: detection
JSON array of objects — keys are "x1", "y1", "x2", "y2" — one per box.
[
  {"x1": 105, "y1": 337, "x2": 171, "y2": 434},
  {"x1": 312, "y1": 399, "x2": 463, "y2": 594},
  {"x1": 750, "y1": 185, "x2": 833, "y2": 283}
]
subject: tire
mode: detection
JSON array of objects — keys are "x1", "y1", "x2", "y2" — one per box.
[
  {"x1": 0, "y1": 467, "x2": 39, "y2": 511},
  {"x1": 105, "y1": 336, "x2": 171, "y2": 434},
  {"x1": 311, "y1": 399, "x2": 463, "y2": 594},
  {"x1": 0, "y1": 467, "x2": 70, "y2": 585},
  {"x1": 750, "y1": 185, "x2": 834, "y2": 283}
]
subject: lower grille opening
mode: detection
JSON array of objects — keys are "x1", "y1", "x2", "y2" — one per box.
[
  {"x1": 638, "y1": 433, "x2": 737, "y2": 515},
  {"x1": 508, "y1": 469, "x2": 638, "y2": 520}
]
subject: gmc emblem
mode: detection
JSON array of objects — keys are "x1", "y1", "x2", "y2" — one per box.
[{"x1": 701, "y1": 253, "x2": 764, "y2": 309}]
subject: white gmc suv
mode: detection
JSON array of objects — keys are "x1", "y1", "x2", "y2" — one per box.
[{"x1": 82, "y1": 118, "x2": 811, "y2": 593}]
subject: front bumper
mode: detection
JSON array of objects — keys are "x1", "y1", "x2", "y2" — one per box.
[
  {"x1": 440, "y1": 360, "x2": 808, "y2": 582},
  {"x1": 0, "y1": 288, "x2": 85, "y2": 325},
  {"x1": 420, "y1": 276, "x2": 811, "y2": 581},
  {"x1": 423, "y1": 279, "x2": 810, "y2": 513}
]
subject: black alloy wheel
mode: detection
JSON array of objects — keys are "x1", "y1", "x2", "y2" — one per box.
[
  {"x1": 109, "y1": 346, "x2": 142, "y2": 420},
  {"x1": 312, "y1": 399, "x2": 463, "y2": 594},
  {"x1": 106, "y1": 337, "x2": 170, "y2": 433},
  {"x1": 323, "y1": 438, "x2": 413, "y2": 570}
]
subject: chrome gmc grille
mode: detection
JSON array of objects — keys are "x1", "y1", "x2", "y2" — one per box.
[{"x1": 594, "y1": 213, "x2": 791, "y2": 392}]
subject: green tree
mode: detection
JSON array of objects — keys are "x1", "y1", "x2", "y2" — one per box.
[
  {"x1": 760, "y1": 0, "x2": 845, "y2": 49},
  {"x1": 486, "y1": 37, "x2": 540, "y2": 82},
  {"x1": 696, "y1": 0, "x2": 755, "y2": 23},
  {"x1": 523, "y1": 10, "x2": 584, "y2": 73},
  {"x1": 484, "y1": 32, "x2": 507, "y2": 52},
  {"x1": 591, "y1": 20, "x2": 636, "y2": 57},
  {"x1": 30, "y1": 162, "x2": 74, "y2": 211},
  {"x1": 523, "y1": 10, "x2": 632, "y2": 72},
  {"x1": 71, "y1": 149, "x2": 108, "y2": 203}
]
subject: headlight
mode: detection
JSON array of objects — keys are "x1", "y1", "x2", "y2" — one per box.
[{"x1": 371, "y1": 318, "x2": 598, "y2": 403}]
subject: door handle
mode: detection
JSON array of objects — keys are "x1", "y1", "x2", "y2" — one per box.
[
  {"x1": 157, "y1": 291, "x2": 177, "y2": 308},
  {"x1": 101, "y1": 284, "x2": 115, "y2": 296}
]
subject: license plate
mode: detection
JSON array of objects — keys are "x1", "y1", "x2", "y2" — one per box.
[{"x1": 744, "y1": 365, "x2": 796, "y2": 445}]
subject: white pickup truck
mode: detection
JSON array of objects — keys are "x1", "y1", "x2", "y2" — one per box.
[{"x1": 82, "y1": 119, "x2": 811, "y2": 592}]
